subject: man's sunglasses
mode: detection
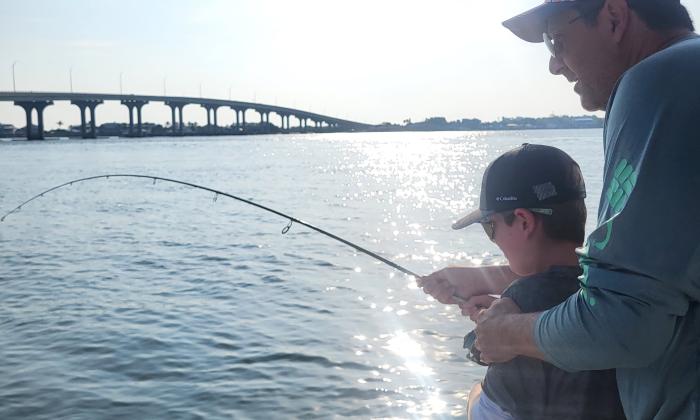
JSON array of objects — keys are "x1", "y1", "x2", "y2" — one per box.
[{"x1": 543, "y1": 14, "x2": 584, "y2": 58}]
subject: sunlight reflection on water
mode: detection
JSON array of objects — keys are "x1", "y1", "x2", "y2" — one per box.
[{"x1": 0, "y1": 130, "x2": 604, "y2": 419}]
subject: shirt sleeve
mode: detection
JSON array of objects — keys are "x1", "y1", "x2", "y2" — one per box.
[
  {"x1": 534, "y1": 41, "x2": 700, "y2": 371},
  {"x1": 535, "y1": 275, "x2": 683, "y2": 371}
]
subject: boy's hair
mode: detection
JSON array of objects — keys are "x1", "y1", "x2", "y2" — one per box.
[{"x1": 503, "y1": 199, "x2": 587, "y2": 244}]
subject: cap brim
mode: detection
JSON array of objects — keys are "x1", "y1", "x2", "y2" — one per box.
[
  {"x1": 502, "y1": 2, "x2": 572, "y2": 43},
  {"x1": 452, "y1": 209, "x2": 490, "y2": 230}
]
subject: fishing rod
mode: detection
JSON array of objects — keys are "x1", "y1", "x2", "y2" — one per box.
[
  {"x1": 3, "y1": 174, "x2": 421, "y2": 273},
  {"x1": 1, "y1": 174, "x2": 469, "y2": 303},
  {"x1": 2, "y1": 174, "x2": 470, "y2": 294}
]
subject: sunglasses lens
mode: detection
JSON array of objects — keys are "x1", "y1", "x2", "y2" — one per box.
[
  {"x1": 543, "y1": 32, "x2": 556, "y2": 57},
  {"x1": 480, "y1": 221, "x2": 494, "y2": 240}
]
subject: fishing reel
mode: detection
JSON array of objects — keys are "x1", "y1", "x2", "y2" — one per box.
[{"x1": 463, "y1": 330, "x2": 488, "y2": 366}]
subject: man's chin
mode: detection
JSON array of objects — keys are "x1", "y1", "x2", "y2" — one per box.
[
  {"x1": 577, "y1": 91, "x2": 606, "y2": 112},
  {"x1": 579, "y1": 99, "x2": 600, "y2": 112}
]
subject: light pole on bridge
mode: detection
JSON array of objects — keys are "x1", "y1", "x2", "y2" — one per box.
[
  {"x1": 119, "y1": 72, "x2": 123, "y2": 95},
  {"x1": 11, "y1": 61, "x2": 18, "y2": 92},
  {"x1": 69, "y1": 67, "x2": 73, "y2": 93}
]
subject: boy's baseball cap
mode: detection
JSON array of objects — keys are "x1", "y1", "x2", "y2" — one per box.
[
  {"x1": 452, "y1": 144, "x2": 586, "y2": 230},
  {"x1": 503, "y1": 0, "x2": 579, "y2": 43}
]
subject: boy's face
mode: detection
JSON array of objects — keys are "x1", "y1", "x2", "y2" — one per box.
[{"x1": 484, "y1": 210, "x2": 537, "y2": 277}]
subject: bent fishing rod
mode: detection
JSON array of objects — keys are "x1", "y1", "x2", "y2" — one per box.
[
  {"x1": 1, "y1": 174, "x2": 468, "y2": 303},
  {"x1": 2, "y1": 174, "x2": 417, "y2": 271}
]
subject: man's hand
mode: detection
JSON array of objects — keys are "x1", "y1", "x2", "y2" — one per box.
[
  {"x1": 474, "y1": 298, "x2": 543, "y2": 363},
  {"x1": 417, "y1": 265, "x2": 516, "y2": 305}
]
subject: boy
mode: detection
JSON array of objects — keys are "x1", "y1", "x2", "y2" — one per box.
[{"x1": 421, "y1": 144, "x2": 625, "y2": 419}]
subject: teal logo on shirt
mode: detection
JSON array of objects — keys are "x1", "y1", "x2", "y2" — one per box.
[{"x1": 579, "y1": 159, "x2": 638, "y2": 306}]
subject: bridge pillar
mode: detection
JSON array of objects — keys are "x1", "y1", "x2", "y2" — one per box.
[
  {"x1": 200, "y1": 104, "x2": 213, "y2": 127},
  {"x1": 170, "y1": 106, "x2": 176, "y2": 133},
  {"x1": 121, "y1": 99, "x2": 148, "y2": 137},
  {"x1": 231, "y1": 107, "x2": 248, "y2": 130},
  {"x1": 166, "y1": 102, "x2": 187, "y2": 135},
  {"x1": 88, "y1": 103, "x2": 98, "y2": 138},
  {"x1": 201, "y1": 104, "x2": 220, "y2": 129},
  {"x1": 280, "y1": 114, "x2": 288, "y2": 130},
  {"x1": 71, "y1": 99, "x2": 103, "y2": 139},
  {"x1": 14, "y1": 100, "x2": 54, "y2": 140},
  {"x1": 230, "y1": 107, "x2": 241, "y2": 129}
]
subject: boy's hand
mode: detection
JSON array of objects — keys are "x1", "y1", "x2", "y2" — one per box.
[
  {"x1": 417, "y1": 267, "x2": 462, "y2": 304},
  {"x1": 459, "y1": 294, "x2": 497, "y2": 321},
  {"x1": 417, "y1": 266, "x2": 515, "y2": 305}
]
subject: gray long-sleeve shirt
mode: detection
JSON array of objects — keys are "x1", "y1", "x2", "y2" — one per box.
[{"x1": 535, "y1": 35, "x2": 700, "y2": 420}]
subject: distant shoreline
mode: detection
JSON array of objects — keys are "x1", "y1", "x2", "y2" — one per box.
[
  {"x1": 0, "y1": 126, "x2": 604, "y2": 142},
  {"x1": 0, "y1": 114, "x2": 603, "y2": 140}
]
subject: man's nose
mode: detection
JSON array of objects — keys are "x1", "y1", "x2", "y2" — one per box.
[{"x1": 549, "y1": 55, "x2": 566, "y2": 75}]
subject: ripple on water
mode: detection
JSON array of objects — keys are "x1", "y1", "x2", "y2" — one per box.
[{"x1": 236, "y1": 352, "x2": 373, "y2": 371}]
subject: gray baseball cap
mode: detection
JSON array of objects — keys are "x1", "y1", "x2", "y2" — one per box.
[
  {"x1": 503, "y1": 0, "x2": 579, "y2": 42},
  {"x1": 452, "y1": 144, "x2": 586, "y2": 230}
]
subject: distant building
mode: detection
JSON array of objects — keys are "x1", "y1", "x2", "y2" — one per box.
[
  {"x1": 0, "y1": 124, "x2": 16, "y2": 137},
  {"x1": 98, "y1": 123, "x2": 127, "y2": 136}
]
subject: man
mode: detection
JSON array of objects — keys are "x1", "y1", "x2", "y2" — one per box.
[{"x1": 419, "y1": 0, "x2": 699, "y2": 418}]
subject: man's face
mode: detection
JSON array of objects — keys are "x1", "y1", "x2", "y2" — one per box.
[{"x1": 545, "y1": 8, "x2": 625, "y2": 111}]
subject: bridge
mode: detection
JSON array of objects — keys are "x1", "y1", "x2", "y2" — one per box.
[{"x1": 0, "y1": 92, "x2": 372, "y2": 140}]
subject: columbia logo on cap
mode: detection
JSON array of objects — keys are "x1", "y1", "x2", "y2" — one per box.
[{"x1": 533, "y1": 182, "x2": 557, "y2": 200}]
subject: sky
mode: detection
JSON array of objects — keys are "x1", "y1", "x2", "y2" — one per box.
[{"x1": 1, "y1": 0, "x2": 699, "y2": 129}]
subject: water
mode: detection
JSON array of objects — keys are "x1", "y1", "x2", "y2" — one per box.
[{"x1": 0, "y1": 130, "x2": 604, "y2": 419}]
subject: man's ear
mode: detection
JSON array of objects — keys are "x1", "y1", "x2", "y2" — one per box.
[{"x1": 601, "y1": 0, "x2": 630, "y2": 43}]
